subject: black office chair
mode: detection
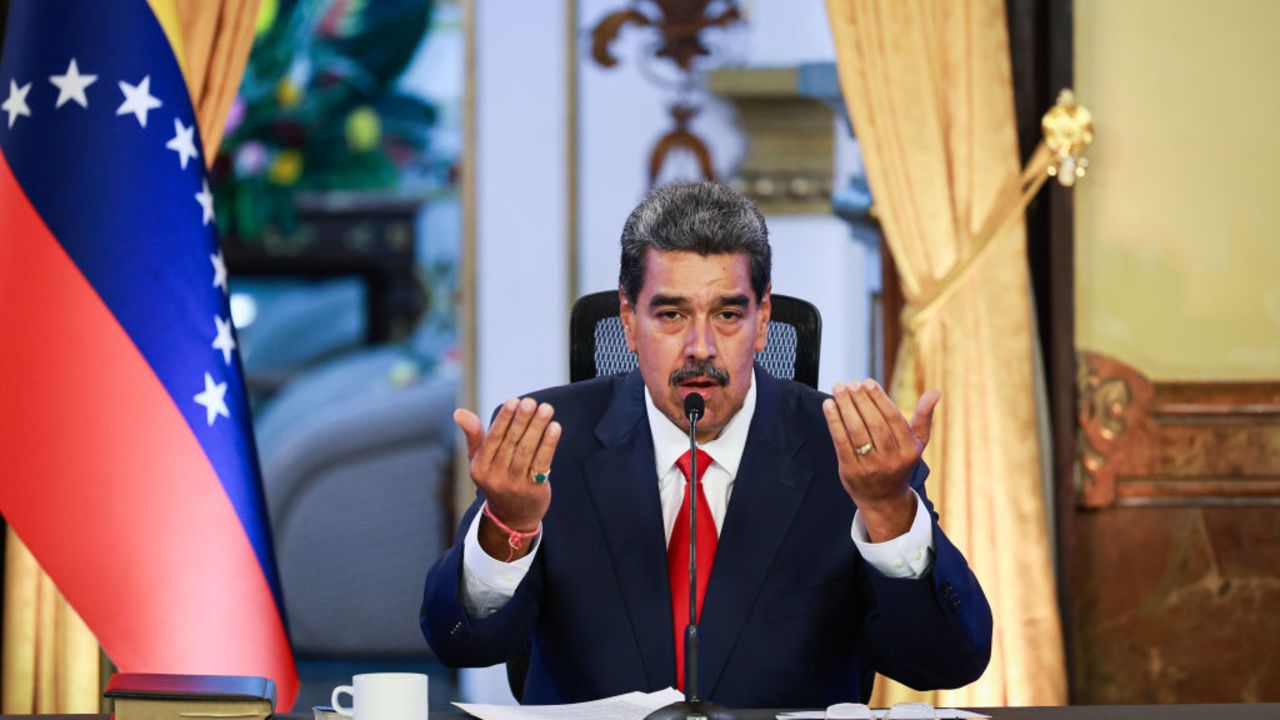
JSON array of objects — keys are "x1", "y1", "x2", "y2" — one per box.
[
  {"x1": 568, "y1": 290, "x2": 822, "y2": 389},
  {"x1": 505, "y1": 290, "x2": 822, "y2": 700}
]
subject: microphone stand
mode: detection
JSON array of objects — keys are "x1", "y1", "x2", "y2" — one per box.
[{"x1": 644, "y1": 396, "x2": 739, "y2": 720}]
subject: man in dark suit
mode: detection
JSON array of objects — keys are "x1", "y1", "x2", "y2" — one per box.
[{"x1": 421, "y1": 182, "x2": 992, "y2": 707}]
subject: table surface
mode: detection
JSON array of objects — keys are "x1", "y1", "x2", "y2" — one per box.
[
  {"x1": 402, "y1": 706, "x2": 1280, "y2": 720},
  {"x1": 964, "y1": 707, "x2": 1280, "y2": 720},
  {"x1": 740, "y1": 708, "x2": 1276, "y2": 720},
  {"x1": 18, "y1": 705, "x2": 1280, "y2": 720}
]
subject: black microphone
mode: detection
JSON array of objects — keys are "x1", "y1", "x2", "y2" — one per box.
[
  {"x1": 681, "y1": 393, "x2": 704, "y2": 700},
  {"x1": 684, "y1": 392, "x2": 704, "y2": 423},
  {"x1": 644, "y1": 393, "x2": 738, "y2": 720}
]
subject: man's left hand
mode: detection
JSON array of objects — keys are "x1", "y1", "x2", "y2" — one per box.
[{"x1": 822, "y1": 380, "x2": 941, "y2": 542}]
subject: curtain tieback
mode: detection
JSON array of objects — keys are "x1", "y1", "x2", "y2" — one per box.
[
  {"x1": 901, "y1": 90, "x2": 1094, "y2": 338},
  {"x1": 901, "y1": 142, "x2": 1054, "y2": 338}
]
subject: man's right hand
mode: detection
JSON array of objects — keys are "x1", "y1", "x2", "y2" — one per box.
[{"x1": 454, "y1": 397, "x2": 561, "y2": 562}]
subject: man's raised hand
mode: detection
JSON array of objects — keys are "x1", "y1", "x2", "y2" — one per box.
[
  {"x1": 821, "y1": 380, "x2": 940, "y2": 542},
  {"x1": 454, "y1": 397, "x2": 561, "y2": 560}
]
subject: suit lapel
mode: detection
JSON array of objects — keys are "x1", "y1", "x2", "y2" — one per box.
[
  {"x1": 699, "y1": 369, "x2": 814, "y2": 697},
  {"x1": 583, "y1": 370, "x2": 675, "y2": 690}
]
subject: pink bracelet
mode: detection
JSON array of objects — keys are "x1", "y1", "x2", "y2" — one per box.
[{"x1": 482, "y1": 502, "x2": 541, "y2": 562}]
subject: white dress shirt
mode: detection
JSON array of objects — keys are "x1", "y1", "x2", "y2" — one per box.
[{"x1": 459, "y1": 370, "x2": 935, "y2": 618}]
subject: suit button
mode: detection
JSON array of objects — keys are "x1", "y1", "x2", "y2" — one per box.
[
  {"x1": 940, "y1": 581, "x2": 961, "y2": 611},
  {"x1": 451, "y1": 621, "x2": 464, "y2": 636}
]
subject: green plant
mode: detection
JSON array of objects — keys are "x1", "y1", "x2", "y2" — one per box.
[{"x1": 212, "y1": 0, "x2": 436, "y2": 241}]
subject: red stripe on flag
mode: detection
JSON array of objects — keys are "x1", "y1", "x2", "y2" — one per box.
[{"x1": 0, "y1": 152, "x2": 298, "y2": 709}]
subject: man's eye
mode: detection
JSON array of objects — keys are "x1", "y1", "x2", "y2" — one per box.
[
  {"x1": 659, "y1": 311, "x2": 682, "y2": 321},
  {"x1": 719, "y1": 312, "x2": 742, "y2": 321}
]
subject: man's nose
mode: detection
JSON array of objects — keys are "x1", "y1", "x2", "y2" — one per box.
[{"x1": 683, "y1": 318, "x2": 717, "y2": 359}]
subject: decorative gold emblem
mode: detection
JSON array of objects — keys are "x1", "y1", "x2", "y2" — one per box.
[{"x1": 1042, "y1": 89, "x2": 1094, "y2": 187}]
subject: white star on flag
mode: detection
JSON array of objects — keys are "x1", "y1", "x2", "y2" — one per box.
[
  {"x1": 166, "y1": 117, "x2": 199, "y2": 169},
  {"x1": 2, "y1": 79, "x2": 32, "y2": 129},
  {"x1": 193, "y1": 372, "x2": 230, "y2": 426},
  {"x1": 116, "y1": 75, "x2": 162, "y2": 128},
  {"x1": 195, "y1": 179, "x2": 215, "y2": 225},
  {"x1": 212, "y1": 316, "x2": 237, "y2": 365},
  {"x1": 210, "y1": 250, "x2": 228, "y2": 292},
  {"x1": 49, "y1": 58, "x2": 97, "y2": 109}
]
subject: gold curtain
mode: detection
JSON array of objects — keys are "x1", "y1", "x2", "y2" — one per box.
[
  {"x1": 0, "y1": 0, "x2": 259, "y2": 712},
  {"x1": 159, "y1": 0, "x2": 262, "y2": 168},
  {"x1": 1, "y1": 529, "x2": 99, "y2": 714},
  {"x1": 825, "y1": 0, "x2": 1067, "y2": 706}
]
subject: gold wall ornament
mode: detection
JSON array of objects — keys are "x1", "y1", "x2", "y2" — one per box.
[
  {"x1": 590, "y1": 1, "x2": 742, "y2": 72},
  {"x1": 1042, "y1": 89, "x2": 1094, "y2": 187},
  {"x1": 588, "y1": 0, "x2": 745, "y2": 187},
  {"x1": 1076, "y1": 351, "x2": 1144, "y2": 509},
  {"x1": 1074, "y1": 350, "x2": 1280, "y2": 510},
  {"x1": 648, "y1": 104, "x2": 715, "y2": 186}
]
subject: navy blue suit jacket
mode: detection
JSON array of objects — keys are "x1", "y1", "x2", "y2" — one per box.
[{"x1": 421, "y1": 367, "x2": 991, "y2": 707}]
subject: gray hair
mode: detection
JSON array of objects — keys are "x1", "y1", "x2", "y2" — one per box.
[{"x1": 619, "y1": 181, "x2": 771, "y2": 305}]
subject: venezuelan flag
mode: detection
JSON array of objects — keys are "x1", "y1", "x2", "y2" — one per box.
[{"x1": 0, "y1": 0, "x2": 298, "y2": 708}]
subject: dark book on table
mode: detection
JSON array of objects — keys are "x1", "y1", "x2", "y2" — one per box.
[{"x1": 104, "y1": 673, "x2": 276, "y2": 720}]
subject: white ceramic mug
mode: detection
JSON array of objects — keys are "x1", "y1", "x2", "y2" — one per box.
[{"x1": 331, "y1": 672, "x2": 428, "y2": 720}]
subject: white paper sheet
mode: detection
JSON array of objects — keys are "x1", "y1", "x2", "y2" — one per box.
[
  {"x1": 776, "y1": 707, "x2": 989, "y2": 720},
  {"x1": 454, "y1": 688, "x2": 685, "y2": 720}
]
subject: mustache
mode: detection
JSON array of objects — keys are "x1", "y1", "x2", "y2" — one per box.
[{"x1": 668, "y1": 359, "x2": 730, "y2": 387}]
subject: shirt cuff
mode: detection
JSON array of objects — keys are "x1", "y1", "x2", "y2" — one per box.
[
  {"x1": 460, "y1": 503, "x2": 541, "y2": 618},
  {"x1": 850, "y1": 488, "x2": 934, "y2": 579}
]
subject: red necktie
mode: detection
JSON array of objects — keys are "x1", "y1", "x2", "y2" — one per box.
[{"x1": 668, "y1": 448, "x2": 717, "y2": 691}]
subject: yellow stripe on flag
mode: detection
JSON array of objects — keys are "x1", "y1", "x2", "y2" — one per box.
[{"x1": 146, "y1": 0, "x2": 195, "y2": 100}]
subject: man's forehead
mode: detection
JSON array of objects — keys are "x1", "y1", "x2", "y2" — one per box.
[{"x1": 638, "y1": 248, "x2": 753, "y2": 299}]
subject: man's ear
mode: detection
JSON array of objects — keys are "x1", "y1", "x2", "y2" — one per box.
[
  {"x1": 619, "y1": 288, "x2": 638, "y2": 352},
  {"x1": 754, "y1": 285, "x2": 772, "y2": 353}
]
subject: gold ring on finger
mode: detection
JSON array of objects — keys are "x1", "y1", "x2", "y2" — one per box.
[
  {"x1": 531, "y1": 469, "x2": 550, "y2": 484},
  {"x1": 855, "y1": 442, "x2": 874, "y2": 456}
]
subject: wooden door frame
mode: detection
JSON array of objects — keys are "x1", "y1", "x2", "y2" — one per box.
[{"x1": 1007, "y1": 0, "x2": 1078, "y2": 692}]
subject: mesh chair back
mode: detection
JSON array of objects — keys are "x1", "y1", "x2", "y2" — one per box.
[{"x1": 569, "y1": 291, "x2": 821, "y2": 389}]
